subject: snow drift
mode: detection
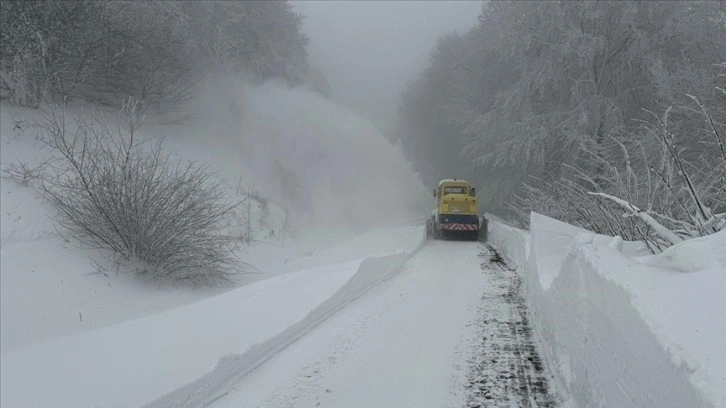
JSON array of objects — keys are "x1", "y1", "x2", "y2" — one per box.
[{"x1": 487, "y1": 212, "x2": 725, "y2": 408}]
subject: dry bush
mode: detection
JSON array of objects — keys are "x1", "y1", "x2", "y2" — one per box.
[{"x1": 39, "y1": 100, "x2": 245, "y2": 286}]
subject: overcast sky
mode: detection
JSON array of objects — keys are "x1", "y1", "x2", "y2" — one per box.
[{"x1": 292, "y1": 1, "x2": 482, "y2": 133}]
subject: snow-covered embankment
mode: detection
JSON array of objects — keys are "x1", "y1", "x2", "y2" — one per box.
[{"x1": 487, "y1": 213, "x2": 725, "y2": 408}]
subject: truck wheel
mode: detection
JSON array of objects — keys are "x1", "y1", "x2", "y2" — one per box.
[{"x1": 433, "y1": 225, "x2": 441, "y2": 240}]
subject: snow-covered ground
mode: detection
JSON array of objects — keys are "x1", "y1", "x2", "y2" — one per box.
[{"x1": 2, "y1": 259, "x2": 363, "y2": 407}]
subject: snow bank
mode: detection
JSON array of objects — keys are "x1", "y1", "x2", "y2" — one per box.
[
  {"x1": 488, "y1": 212, "x2": 725, "y2": 408},
  {"x1": 638, "y1": 230, "x2": 726, "y2": 273},
  {"x1": 485, "y1": 213, "x2": 529, "y2": 269}
]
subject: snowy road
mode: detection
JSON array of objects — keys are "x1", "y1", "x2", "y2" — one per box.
[{"x1": 209, "y1": 240, "x2": 556, "y2": 408}]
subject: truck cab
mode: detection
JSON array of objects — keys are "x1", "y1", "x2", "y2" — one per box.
[{"x1": 427, "y1": 179, "x2": 480, "y2": 240}]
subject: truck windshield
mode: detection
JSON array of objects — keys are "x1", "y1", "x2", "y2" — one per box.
[{"x1": 443, "y1": 186, "x2": 467, "y2": 195}]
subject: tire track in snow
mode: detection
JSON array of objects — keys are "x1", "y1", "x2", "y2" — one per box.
[{"x1": 465, "y1": 244, "x2": 557, "y2": 408}]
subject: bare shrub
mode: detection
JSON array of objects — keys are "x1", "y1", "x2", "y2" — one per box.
[
  {"x1": 39, "y1": 100, "x2": 245, "y2": 286},
  {"x1": 2, "y1": 159, "x2": 49, "y2": 187}
]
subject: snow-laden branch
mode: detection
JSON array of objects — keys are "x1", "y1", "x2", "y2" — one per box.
[{"x1": 588, "y1": 192, "x2": 684, "y2": 245}]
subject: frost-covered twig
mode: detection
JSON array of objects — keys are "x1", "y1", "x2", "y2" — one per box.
[
  {"x1": 646, "y1": 108, "x2": 715, "y2": 232},
  {"x1": 686, "y1": 94, "x2": 726, "y2": 165}
]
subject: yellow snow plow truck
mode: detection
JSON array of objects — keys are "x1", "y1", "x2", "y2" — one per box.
[{"x1": 426, "y1": 179, "x2": 483, "y2": 240}]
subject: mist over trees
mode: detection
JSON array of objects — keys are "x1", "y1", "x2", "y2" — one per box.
[
  {"x1": 396, "y1": 1, "x2": 725, "y2": 248},
  {"x1": 0, "y1": 0, "x2": 314, "y2": 110}
]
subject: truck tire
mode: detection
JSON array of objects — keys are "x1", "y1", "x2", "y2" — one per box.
[{"x1": 433, "y1": 224, "x2": 442, "y2": 240}]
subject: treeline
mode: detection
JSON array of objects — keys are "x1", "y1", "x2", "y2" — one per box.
[
  {"x1": 0, "y1": 0, "x2": 317, "y2": 110},
  {"x1": 397, "y1": 1, "x2": 725, "y2": 249}
]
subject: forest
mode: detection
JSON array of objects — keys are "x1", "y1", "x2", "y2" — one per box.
[{"x1": 395, "y1": 1, "x2": 725, "y2": 250}]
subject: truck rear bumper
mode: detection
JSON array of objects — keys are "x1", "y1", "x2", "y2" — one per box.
[
  {"x1": 437, "y1": 214, "x2": 479, "y2": 230},
  {"x1": 441, "y1": 223, "x2": 478, "y2": 231}
]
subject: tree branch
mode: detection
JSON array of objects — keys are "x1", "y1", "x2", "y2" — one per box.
[{"x1": 588, "y1": 191, "x2": 684, "y2": 245}]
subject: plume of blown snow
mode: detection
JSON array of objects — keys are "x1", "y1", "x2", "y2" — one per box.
[{"x1": 187, "y1": 75, "x2": 428, "y2": 238}]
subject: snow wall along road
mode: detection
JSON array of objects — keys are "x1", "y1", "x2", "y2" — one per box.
[{"x1": 487, "y1": 213, "x2": 725, "y2": 408}]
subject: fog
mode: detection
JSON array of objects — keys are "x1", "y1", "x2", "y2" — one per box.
[{"x1": 293, "y1": 1, "x2": 482, "y2": 132}]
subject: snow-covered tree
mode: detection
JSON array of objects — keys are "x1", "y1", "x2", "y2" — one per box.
[
  {"x1": 1, "y1": 0, "x2": 313, "y2": 110},
  {"x1": 0, "y1": 0, "x2": 106, "y2": 106}
]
